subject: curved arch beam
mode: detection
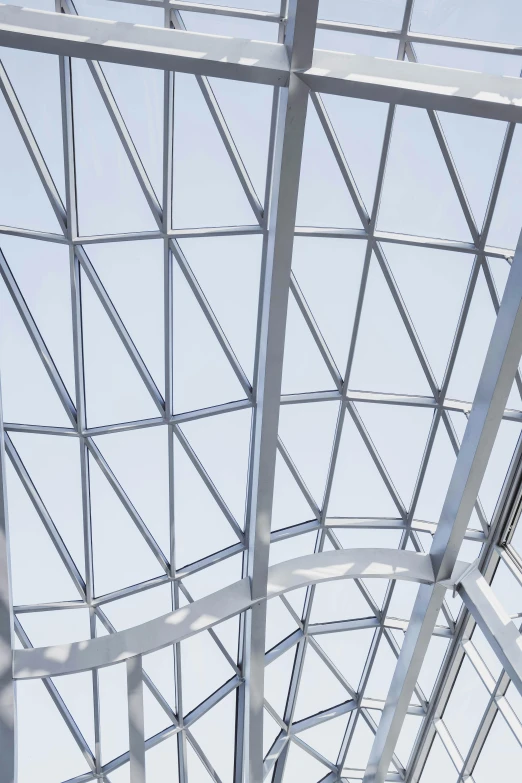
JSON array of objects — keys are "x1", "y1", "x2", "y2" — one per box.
[{"x1": 13, "y1": 548, "x2": 464, "y2": 680}]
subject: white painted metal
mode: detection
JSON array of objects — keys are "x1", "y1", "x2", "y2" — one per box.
[
  {"x1": 0, "y1": 373, "x2": 15, "y2": 783},
  {"x1": 3, "y1": 5, "x2": 522, "y2": 121},
  {"x1": 458, "y1": 566, "x2": 522, "y2": 697},
  {"x1": 363, "y1": 230, "x2": 522, "y2": 782},
  {"x1": 2, "y1": 3, "x2": 522, "y2": 782},
  {"x1": 127, "y1": 655, "x2": 146, "y2": 783},
  {"x1": 13, "y1": 548, "x2": 445, "y2": 679}
]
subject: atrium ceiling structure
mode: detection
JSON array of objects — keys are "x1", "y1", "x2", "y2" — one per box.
[{"x1": 3, "y1": 2, "x2": 522, "y2": 783}]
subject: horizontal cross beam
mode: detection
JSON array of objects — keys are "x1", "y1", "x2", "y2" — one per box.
[
  {"x1": 3, "y1": 4, "x2": 522, "y2": 121},
  {"x1": 13, "y1": 548, "x2": 466, "y2": 679}
]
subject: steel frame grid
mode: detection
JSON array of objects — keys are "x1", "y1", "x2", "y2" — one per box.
[{"x1": 2, "y1": 2, "x2": 522, "y2": 783}]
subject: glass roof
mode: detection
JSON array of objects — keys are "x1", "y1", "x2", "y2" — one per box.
[{"x1": 2, "y1": 2, "x2": 522, "y2": 783}]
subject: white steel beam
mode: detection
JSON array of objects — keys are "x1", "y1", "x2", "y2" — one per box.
[
  {"x1": 458, "y1": 567, "x2": 522, "y2": 697},
  {"x1": 301, "y1": 49, "x2": 522, "y2": 122},
  {"x1": 0, "y1": 3, "x2": 289, "y2": 85},
  {"x1": 241, "y1": 2, "x2": 318, "y2": 782},
  {"x1": 127, "y1": 655, "x2": 146, "y2": 783},
  {"x1": 0, "y1": 373, "x2": 15, "y2": 783},
  {"x1": 363, "y1": 229, "x2": 522, "y2": 783},
  {"x1": 3, "y1": 5, "x2": 522, "y2": 122},
  {"x1": 13, "y1": 547, "x2": 443, "y2": 679}
]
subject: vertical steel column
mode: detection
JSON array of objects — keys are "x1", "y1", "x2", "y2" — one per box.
[
  {"x1": 127, "y1": 655, "x2": 146, "y2": 783},
  {"x1": 0, "y1": 371, "x2": 15, "y2": 783},
  {"x1": 363, "y1": 229, "x2": 522, "y2": 782},
  {"x1": 241, "y1": 2, "x2": 318, "y2": 782}
]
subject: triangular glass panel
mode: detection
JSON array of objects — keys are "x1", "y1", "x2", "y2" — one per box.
[
  {"x1": 446, "y1": 264, "x2": 497, "y2": 403},
  {"x1": 269, "y1": 530, "x2": 318, "y2": 568},
  {"x1": 281, "y1": 741, "x2": 331, "y2": 783},
  {"x1": 320, "y1": 0, "x2": 407, "y2": 28},
  {"x1": 208, "y1": 613, "x2": 240, "y2": 665},
  {"x1": 265, "y1": 646, "x2": 296, "y2": 719},
  {"x1": 106, "y1": 765, "x2": 130, "y2": 783},
  {"x1": 146, "y1": 734, "x2": 179, "y2": 783},
  {"x1": 291, "y1": 236, "x2": 366, "y2": 373},
  {"x1": 181, "y1": 551, "x2": 242, "y2": 600},
  {"x1": 172, "y1": 73, "x2": 256, "y2": 228},
  {"x1": 360, "y1": 575, "x2": 388, "y2": 610},
  {"x1": 80, "y1": 264, "x2": 161, "y2": 428},
  {"x1": 443, "y1": 657, "x2": 490, "y2": 756},
  {"x1": 173, "y1": 433, "x2": 240, "y2": 568},
  {"x1": 297, "y1": 711, "x2": 349, "y2": 765},
  {"x1": 487, "y1": 125, "x2": 522, "y2": 250},
  {"x1": 349, "y1": 253, "x2": 433, "y2": 396},
  {"x1": 6, "y1": 459, "x2": 80, "y2": 604},
  {"x1": 0, "y1": 46, "x2": 65, "y2": 202},
  {"x1": 281, "y1": 292, "x2": 338, "y2": 395},
  {"x1": 0, "y1": 70, "x2": 63, "y2": 233},
  {"x1": 296, "y1": 95, "x2": 362, "y2": 228},
  {"x1": 266, "y1": 596, "x2": 300, "y2": 653},
  {"x1": 315, "y1": 27, "x2": 400, "y2": 59},
  {"x1": 417, "y1": 635, "x2": 450, "y2": 699},
  {"x1": 278, "y1": 400, "x2": 340, "y2": 507},
  {"x1": 378, "y1": 105, "x2": 473, "y2": 241},
  {"x1": 411, "y1": 0, "x2": 522, "y2": 52},
  {"x1": 172, "y1": 261, "x2": 248, "y2": 413},
  {"x1": 487, "y1": 255, "x2": 511, "y2": 300},
  {"x1": 89, "y1": 454, "x2": 165, "y2": 597},
  {"x1": 320, "y1": 92, "x2": 389, "y2": 211},
  {"x1": 101, "y1": 61, "x2": 163, "y2": 200},
  {"x1": 414, "y1": 422, "x2": 457, "y2": 525},
  {"x1": 208, "y1": 76, "x2": 272, "y2": 200},
  {"x1": 2, "y1": 235, "x2": 75, "y2": 396},
  {"x1": 74, "y1": 0, "x2": 164, "y2": 24},
  {"x1": 0, "y1": 276, "x2": 72, "y2": 427},
  {"x1": 178, "y1": 235, "x2": 262, "y2": 381},
  {"x1": 364, "y1": 636, "x2": 399, "y2": 701},
  {"x1": 283, "y1": 585, "x2": 308, "y2": 621},
  {"x1": 314, "y1": 628, "x2": 376, "y2": 690},
  {"x1": 142, "y1": 646, "x2": 177, "y2": 712},
  {"x1": 271, "y1": 449, "x2": 317, "y2": 531},
  {"x1": 101, "y1": 584, "x2": 172, "y2": 631},
  {"x1": 87, "y1": 239, "x2": 164, "y2": 393},
  {"x1": 436, "y1": 111, "x2": 507, "y2": 229},
  {"x1": 342, "y1": 715, "x2": 376, "y2": 770},
  {"x1": 386, "y1": 578, "x2": 419, "y2": 622},
  {"x1": 411, "y1": 38, "x2": 522, "y2": 77},
  {"x1": 327, "y1": 410, "x2": 400, "y2": 518},
  {"x1": 180, "y1": 630, "x2": 236, "y2": 715},
  {"x1": 19, "y1": 607, "x2": 90, "y2": 648},
  {"x1": 354, "y1": 402, "x2": 433, "y2": 509},
  {"x1": 72, "y1": 58, "x2": 158, "y2": 236},
  {"x1": 10, "y1": 432, "x2": 85, "y2": 579},
  {"x1": 385, "y1": 243, "x2": 473, "y2": 385},
  {"x1": 264, "y1": 708, "x2": 282, "y2": 758},
  {"x1": 186, "y1": 741, "x2": 218, "y2": 783},
  {"x1": 92, "y1": 426, "x2": 170, "y2": 557},
  {"x1": 188, "y1": 690, "x2": 236, "y2": 783},
  {"x1": 143, "y1": 683, "x2": 172, "y2": 738},
  {"x1": 309, "y1": 578, "x2": 375, "y2": 624},
  {"x1": 17, "y1": 679, "x2": 91, "y2": 782},
  {"x1": 54, "y1": 670, "x2": 96, "y2": 752},
  {"x1": 419, "y1": 733, "x2": 462, "y2": 783},
  {"x1": 395, "y1": 714, "x2": 423, "y2": 770},
  {"x1": 479, "y1": 419, "x2": 521, "y2": 521},
  {"x1": 179, "y1": 407, "x2": 251, "y2": 528},
  {"x1": 333, "y1": 527, "x2": 402, "y2": 550}
]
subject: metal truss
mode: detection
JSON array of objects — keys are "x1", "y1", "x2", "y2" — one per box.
[{"x1": 3, "y1": 2, "x2": 522, "y2": 783}]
